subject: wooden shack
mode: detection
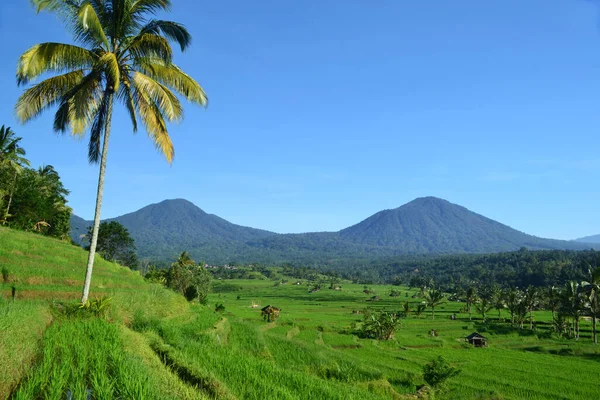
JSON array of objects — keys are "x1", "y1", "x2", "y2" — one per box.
[{"x1": 466, "y1": 332, "x2": 488, "y2": 347}]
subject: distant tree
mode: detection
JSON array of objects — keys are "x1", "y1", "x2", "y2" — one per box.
[
  {"x1": 546, "y1": 286, "x2": 560, "y2": 319},
  {"x1": 85, "y1": 221, "x2": 137, "y2": 268},
  {"x1": 476, "y1": 285, "x2": 496, "y2": 322},
  {"x1": 464, "y1": 286, "x2": 477, "y2": 321},
  {"x1": 523, "y1": 286, "x2": 538, "y2": 330},
  {"x1": 491, "y1": 286, "x2": 505, "y2": 320},
  {"x1": 581, "y1": 267, "x2": 600, "y2": 344},
  {"x1": 167, "y1": 252, "x2": 196, "y2": 294},
  {"x1": 476, "y1": 296, "x2": 493, "y2": 322},
  {"x1": 402, "y1": 301, "x2": 411, "y2": 317},
  {"x1": 167, "y1": 252, "x2": 211, "y2": 302},
  {"x1": 423, "y1": 288, "x2": 445, "y2": 320},
  {"x1": 505, "y1": 288, "x2": 522, "y2": 326}
]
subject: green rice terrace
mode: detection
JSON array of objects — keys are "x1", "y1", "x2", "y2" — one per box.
[{"x1": 1, "y1": 227, "x2": 600, "y2": 400}]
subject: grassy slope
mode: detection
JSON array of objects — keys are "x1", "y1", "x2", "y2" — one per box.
[
  {"x1": 0, "y1": 227, "x2": 202, "y2": 399},
  {"x1": 2, "y1": 227, "x2": 600, "y2": 399}
]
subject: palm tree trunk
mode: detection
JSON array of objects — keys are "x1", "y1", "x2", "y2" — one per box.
[
  {"x1": 529, "y1": 307, "x2": 533, "y2": 330},
  {"x1": 81, "y1": 93, "x2": 114, "y2": 304},
  {"x1": 3, "y1": 170, "x2": 18, "y2": 223},
  {"x1": 432, "y1": 307, "x2": 435, "y2": 320},
  {"x1": 593, "y1": 315, "x2": 597, "y2": 344}
]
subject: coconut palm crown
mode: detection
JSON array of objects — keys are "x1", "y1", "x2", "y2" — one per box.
[{"x1": 16, "y1": 0, "x2": 207, "y2": 302}]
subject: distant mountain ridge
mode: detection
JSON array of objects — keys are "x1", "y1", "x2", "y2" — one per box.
[
  {"x1": 70, "y1": 197, "x2": 595, "y2": 264},
  {"x1": 574, "y1": 234, "x2": 600, "y2": 244}
]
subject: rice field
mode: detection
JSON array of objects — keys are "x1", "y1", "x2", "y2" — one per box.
[{"x1": 1, "y1": 226, "x2": 600, "y2": 399}]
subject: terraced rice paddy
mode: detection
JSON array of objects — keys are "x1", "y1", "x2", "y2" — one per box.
[{"x1": 1, "y1": 227, "x2": 600, "y2": 399}]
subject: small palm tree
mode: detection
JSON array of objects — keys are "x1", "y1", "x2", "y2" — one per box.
[
  {"x1": 402, "y1": 301, "x2": 411, "y2": 317},
  {"x1": 16, "y1": 1, "x2": 207, "y2": 303},
  {"x1": 505, "y1": 288, "x2": 522, "y2": 326},
  {"x1": 423, "y1": 288, "x2": 445, "y2": 320},
  {"x1": 523, "y1": 286, "x2": 538, "y2": 330},
  {"x1": 464, "y1": 286, "x2": 477, "y2": 321},
  {"x1": 560, "y1": 282, "x2": 584, "y2": 340},
  {"x1": 0, "y1": 126, "x2": 30, "y2": 223},
  {"x1": 476, "y1": 296, "x2": 493, "y2": 322},
  {"x1": 582, "y1": 267, "x2": 600, "y2": 344}
]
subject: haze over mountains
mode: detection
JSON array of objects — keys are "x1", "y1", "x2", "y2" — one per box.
[{"x1": 70, "y1": 197, "x2": 596, "y2": 265}]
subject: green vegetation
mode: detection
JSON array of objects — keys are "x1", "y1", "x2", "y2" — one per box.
[
  {"x1": 84, "y1": 221, "x2": 138, "y2": 269},
  {"x1": 0, "y1": 126, "x2": 71, "y2": 239},
  {"x1": 2, "y1": 227, "x2": 600, "y2": 399}
]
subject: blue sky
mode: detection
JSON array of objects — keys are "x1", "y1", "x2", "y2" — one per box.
[{"x1": 1, "y1": 0, "x2": 600, "y2": 239}]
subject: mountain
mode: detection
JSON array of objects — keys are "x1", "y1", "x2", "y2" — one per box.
[
  {"x1": 574, "y1": 234, "x2": 600, "y2": 244},
  {"x1": 71, "y1": 197, "x2": 594, "y2": 264},
  {"x1": 338, "y1": 197, "x2": 590, "y2": 253},
  {"x1": 70, "y1": 199, "x2": 278, "y2": 262}
]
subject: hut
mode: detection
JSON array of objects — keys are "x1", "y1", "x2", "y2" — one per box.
[{"x1": 466, "y1": 332, "x2": 488, "y2": 347}]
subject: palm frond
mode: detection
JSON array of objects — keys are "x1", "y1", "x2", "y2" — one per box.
[
  {"x1": 88, "y1": 91, "x2": 110, "y2": 163},
  {"x1": 132, "y1": 83, "x2": 174, "y2": 163},
  {"x1": 133, "y1": 71, "x2": 182, "y2": 122},
  {"x1": 118, "y1": 72, "x2": 138, "y2": 132},
  {"x1": 17, "y1": 42, "x2": 96, "y2": 85},
  {"x1": 15, "y1": 70, "x2": 84, "y2": 123},
  {"x1": 53, "y1": 71, "x2": 102, "y2": 135},
  {"x1": 126, "y1": 33, "x2": 172, "y2": 63},
  {"x1": 141, "y1": 20, "x2": 191, "y2": 51},
  {"x1": 30, "y1": 0, "x2": 80, "y2": 14},
  {"x1": 131, "y1": 0, "x2": 171, "y2": 16},
  {"x1": 138, "y1": 60, "x2": 207, "y2": 107},
  {"x1": 96, "y1": 52, "x2": 120, "y2": 91},
  {"x1": 77, "y1": 1, "x2": 110, "y2": 49}
]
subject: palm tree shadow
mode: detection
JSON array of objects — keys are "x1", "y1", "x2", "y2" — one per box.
[{"x1": 472, "y1": 321, "x2": 537, "y2": 336}]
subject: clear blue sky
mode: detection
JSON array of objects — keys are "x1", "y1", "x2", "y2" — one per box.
[{"x1": 1, "y1": 0, "x2": 600, "y2": 240}]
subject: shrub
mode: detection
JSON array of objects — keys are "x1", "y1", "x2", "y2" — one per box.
[
  {"x1": 215, "y1": 303, "x2": 226, "y2": 313},
  {"x1": 423, "y1": 356, "x2": 460, "y2": 389},
  {"x1": 184, "y1": 285, "x2": 199, "y2": 301},
  {"x1": 361, "y1": 310, "x2": 401, "y2": 340},
  {"x1": 1, "y1": 267, "x2": 8, "y2": 283}
]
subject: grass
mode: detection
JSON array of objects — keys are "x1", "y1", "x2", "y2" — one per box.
[{"x1": 1, "y1": 226, "x2": 600, "y2": 399}]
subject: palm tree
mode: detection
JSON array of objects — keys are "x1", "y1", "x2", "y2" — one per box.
[
  {"x1": 0, "y1": 126, "x2": 30, "y2": 223},
  {"x1": 464, "y1": 286, "x2": 477, "y2": 321},
  {"x1": 505, "y1": 288, "x2": 522, "y2": 326},
  {"x1": 423, "y1": 288, "x2": 445, "y2": 320},
  {"x1": 16, "y1": 1, "x2": 207, "y2": 303},
  {"x1": 402, "y1": 301, "x2": 411, "y2": 317},
  {"x1": 491, "y1": 288, "x2": 505, "y2": 321},
  {"x1": 561, "y1": 282, "x2": 583, "y2": 340},
  {"x1": 581, "y1": 267, "x2": 600, "y2": 344},
  {"x1": 523, "y1": 286, "x2": 538, "y2": 330},
  {"x1": 546, "y1": 286, "x2": 559, "y2": 319},
  {"x1": 0, "y1": 125, "x2": 23, "y2": 164}
]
